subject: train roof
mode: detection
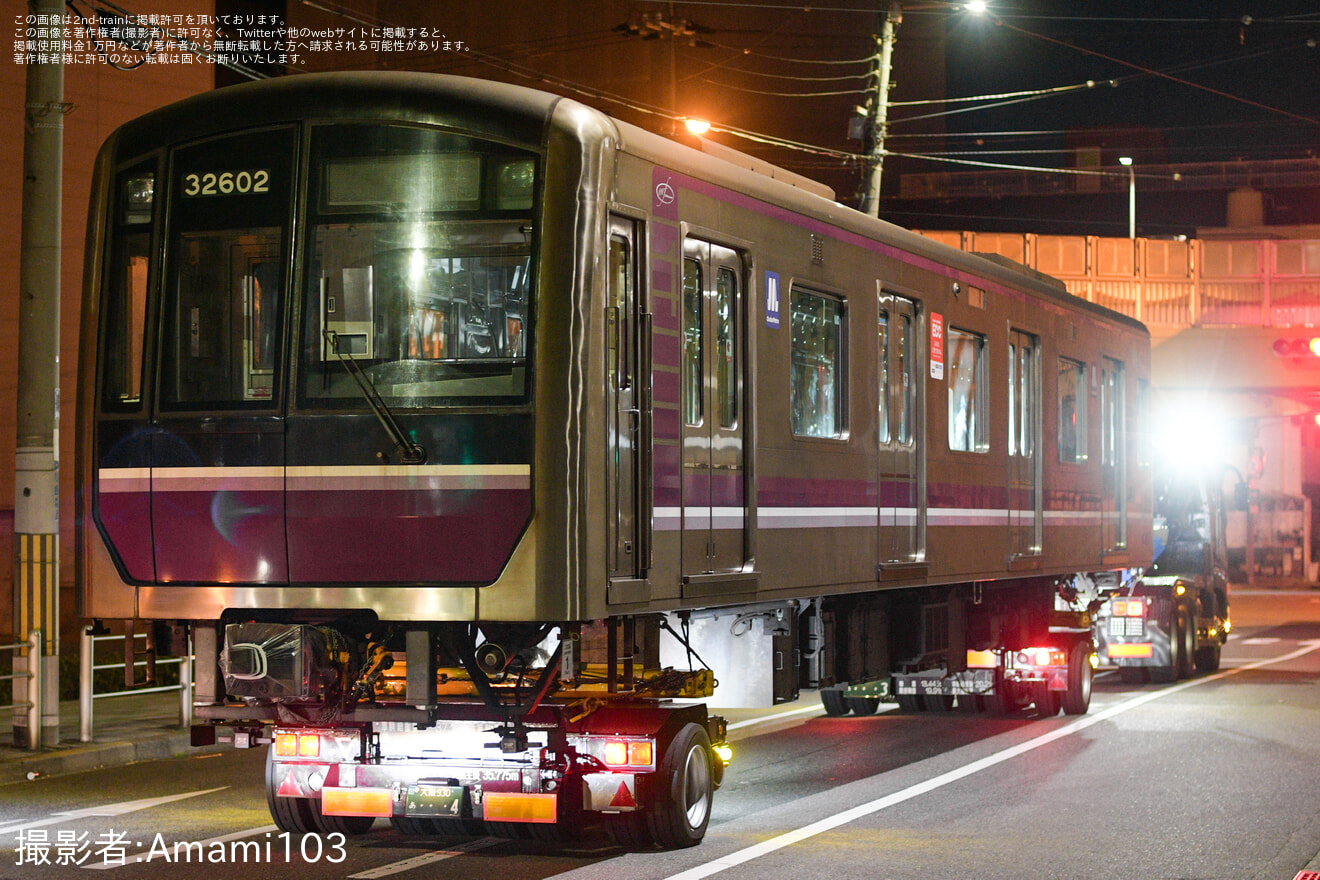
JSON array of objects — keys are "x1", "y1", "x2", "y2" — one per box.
[{"x1": 107, "y1": 70, "x2": 1144, "y2": 338}]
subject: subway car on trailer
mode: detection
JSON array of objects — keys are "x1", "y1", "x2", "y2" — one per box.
[{"x1": 77, "y1": 72, "x2": 1151, "y2": 847}]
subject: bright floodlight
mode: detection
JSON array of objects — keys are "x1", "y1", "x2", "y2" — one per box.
[
  {"x1": 1119, "y1": 156, "x2": 1133, "y2": 166},
  {"x1": 965, "y1": 1, "x2": 988, "y2": 13},
  {"x1": 684, "y1": 118, "x2": 711, "y2": 135}
]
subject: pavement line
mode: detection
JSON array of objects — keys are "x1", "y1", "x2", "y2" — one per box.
[
  {"x1": 347, "y1": 837, "x2": 501, "y2": 878},
  {"x1": 0, "y1": 788, "x2": 229, "y2": 836},
  {"x1": 660, "y1": 641, "x2": 1320, "y2": 880},
  {"x1": 725, "y1": 704, "x2": 826, "y2": 731},
  {"x1": 81, "y1": 824, "x2": 279, "y2": 870}
]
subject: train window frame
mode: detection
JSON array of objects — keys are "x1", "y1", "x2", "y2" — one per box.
[
  {"x1": 99, "y1": 158, "x2": 158, "y2": 413},
  {"x1": 789, "y1": 286, "x2": 847, "y2": 440},
  {"x1": 947, "y1": 326, "x2": 988, "y2": 453},
  {"x1": 157, "y1": 126, "x2": 297, "y2": 413},
  {"x1": 295, "y1": 122, "x2": 540, "y2": 412},
  {"x1": 1057, "y1": 356, "x2": 1089, "y2": 464}
]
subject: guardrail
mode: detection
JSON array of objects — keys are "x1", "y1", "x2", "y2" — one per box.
[
  {"x1": 0, "y1": 631, "x2": 42, "y2": 751},
  {"x1": 79, "y1": 626, "x2": 192, "y2": 743}
]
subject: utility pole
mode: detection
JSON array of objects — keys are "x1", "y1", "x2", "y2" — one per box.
[
  {"x1": 861, "y1": 2, "x2": 901, "y2": 217},
  {"x1": 15, "y1": 0, "x2": 66, "y2": 748}
]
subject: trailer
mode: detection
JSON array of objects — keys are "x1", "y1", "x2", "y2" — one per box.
[{"x1": 77, "y1": 72, "x2": 1152, "y2": 848}]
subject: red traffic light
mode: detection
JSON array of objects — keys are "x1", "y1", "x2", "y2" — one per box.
[{"x1": 1272, "y1": 337, "x2": 1320, "y2": 358}]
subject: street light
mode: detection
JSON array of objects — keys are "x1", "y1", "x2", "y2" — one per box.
[{"x1": 1118, "y1": 156, "x2": 1135, "y2": 239}]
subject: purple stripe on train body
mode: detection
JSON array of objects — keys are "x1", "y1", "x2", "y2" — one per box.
[
  {"x1": 652, "y1": 169, "x2": 680, "y2": 223},
  {"x1": 652, "y1": 368, "x2": 680, "y2": 406},
  {"x1": 652, "y1": 443, "x2": 682, "y2": 507},
  {"x1": 153, "y1": 489, "x2": 287, "y2": 583},
  {"x1": 287, "y1": 489, "x2": 530, "y2": 584},
  {"x1": 683, "y1": 470, "x2": 711, "y2": 505},
  {"x1": 710, "y1": 470, "x2": 745, "y2": 507},
  {"x1": 653, "y1": 407, "x2": 681, "y2": 444},
  {"x1": 927, "y1": 481, "x2": 1009, "y2": 512},
  {"x1": 96, "y1": 490, "x2": 155, "y2": 581},
  {"x1": 758, "y1": 475, "x2": 876, "y2": 508}
]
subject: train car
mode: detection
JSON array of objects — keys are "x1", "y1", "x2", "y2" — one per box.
[{"x1": 76, "y1": 72, "x2": 1151, "y2": 847}]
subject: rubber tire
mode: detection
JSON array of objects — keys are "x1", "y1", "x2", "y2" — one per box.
[
  {"x1": 846, "y1": 696, "x2": 881, "y2": 716},
  {"x1": 648, "y1": 723, "x2": 714, "y2": 849},
  {"x1": 1176, "y1": 609, "x2": 1196, "y2": 679},
  {"x1": 957, "y1": 694, "x2": 984, "y2": 714},
  {"x1": 1060, "y1": 642, "x2": 1093, "y2": 716},
  {"x1": 605, "y1": 812, "x2": 653, "y2": 850},
  {"x1": 313, "y1": 812, "x2": 376, "y2": 836},
  {"x1": 391, "y1": 816, "x2": 435, "y2": 837},
  {"x1": 1118, "y1": 666, "x2": 1147, "y2": 685},
  {"x1": 1033, "y1": 682, "x2": 1062, "y2": 717},
  {"x1": 921, "y1": 694, "x2": 955, "y2": 712},
  {"x1": 896, "y1": 693, "x2": 923, "y2": 713},
  {"x1": 1195, "y1": 643, "x2": 1222, "y2": 673},
  {"x1": 820, "y1": 688, "x2": 851, "y2": 716},
  {"x1": 1150, "y1": 610, "x2": 1183, "y2": 683},
  {"x1": 265, "y1": 747, "x2": 319, "y2": 833}
]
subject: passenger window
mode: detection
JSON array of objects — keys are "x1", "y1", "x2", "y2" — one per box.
[
  {"x1": 683, "y1": 258, "x2": 704, "y2": 427},
  {"x1": 947, "y1": 327, "x2": 987, "y2": 452},
  {"x1": 716, "y1": 266, "x2": 738, "y2": 429},
  {"x1": 1057, "y1": 357, "x2": 1088, "y2": 463},
  {"x1": 790, "y1": 288, "x2": 845, "y2": 439}
]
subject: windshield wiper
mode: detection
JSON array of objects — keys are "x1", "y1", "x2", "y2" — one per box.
[{"x1": 323, "y1": 329, "x2": 427, "y2": 464}]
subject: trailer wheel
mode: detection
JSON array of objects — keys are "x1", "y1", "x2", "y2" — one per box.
[
  {"x1": 313, "y1": 812, "x2": 376, "y2": 836},
  {"x1": 649, "y1": 722, "x2": 714, "y2": 849},
  {"x1": 1194, "y1": 643, "x2": 1222, "y2": 673},
  {"x1": 1060, "y1": 642, "x2": 1092, "y2": 715},
  {"x1": 1177, "y1": 609, "x2": 1196, "y2": 679},
  {"x1": 921, "y1": 694, "x2": 955, "y2": 712},
  {"x1": 820, "y1": 688, "x2": 851, "y2": 716},
  {"x1": 265, "y1": 748, "x2": 318, "y2": 833},
  {"x1": 1033, "y1": 682, "x2": 1061, "y2": 717},
  {"x1": 896, "y1": 693, "x2": 922, "y2": 713},
  {"x1": 1118, "y1": 666, "x2": 1146, "y2": 684},
  {"x1": 846, "y1": 696, "x2": 880, "y2": 716},
  {"x1": 605, "y1": 812, "x2": 653, "y2": 850},
  {"x1": 1150, "y1": 610, "x2": 1183, "y2": 683}
]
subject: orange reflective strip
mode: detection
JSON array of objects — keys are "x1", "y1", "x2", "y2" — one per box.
[
  {"x1": 321, "y1": 787, "x2": 393, "y2": 817},
  {"x1": 483, "y1": 792, "x2": 557, "y2": 823},
  {"x1": 1108, "y1": 643, "x2": 1154, "y2": 658}
]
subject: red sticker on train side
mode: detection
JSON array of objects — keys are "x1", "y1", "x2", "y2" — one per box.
[{"x1": 930, "y1": 312, "x2": 945, "y2": 380}]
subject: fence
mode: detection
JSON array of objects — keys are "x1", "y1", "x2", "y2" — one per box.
[
  {"x1": 0, "y1": 631, "x2": 42, "y2": 751},
  {"x1": 918, "y1": 231, "x2": 1320, "y2": 331},
  {"x1": 79, "y1": 626, "x2": 192, "y2": 743}
]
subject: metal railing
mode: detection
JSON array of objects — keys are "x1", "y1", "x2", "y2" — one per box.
[
  {"x1": 79, "y1": 626, "x2": 192, "y2": 743},
  {"x1": 0, "y1": 631, "x2": 42, "y2": 751}
]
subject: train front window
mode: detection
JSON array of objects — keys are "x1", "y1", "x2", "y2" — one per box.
[
  {"x1": 100, "y1": 164, "x2": 154, "y2": 410},
  {"x1": 299, "y1": 124, "x2": 536, "y2": 409},
  {"x1": 159, "y1": 128, "x2": 295, "y2": 411}
]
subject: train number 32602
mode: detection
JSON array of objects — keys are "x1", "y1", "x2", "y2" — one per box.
[{"x1": 182, "y1": 170, "x2": 270, "y2": 197}]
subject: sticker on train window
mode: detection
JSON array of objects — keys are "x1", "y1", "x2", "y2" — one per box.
[{"x1": 181, "y1": 170, "x2": 271, "y2": 197}]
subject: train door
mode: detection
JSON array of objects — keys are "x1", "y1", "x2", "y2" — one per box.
[
  {"x1": 153, "y1": 231, "x2": 288, "y2": 583},
  {"x1": 1101, "y1": 357, "x2": 1128, "y2": 553},
  {"x1": 607, "y1": 218, "x2": 649, "y2": 580},
  {"x1": 877, "y1": 293, "x2": 924, "y2": 563},
  {"x1": 680, "y1": 238, "x2": 747, "y2": 577},
  {"x1": 1008, "y1": 329, "x2": 1042, "y2": 557}
]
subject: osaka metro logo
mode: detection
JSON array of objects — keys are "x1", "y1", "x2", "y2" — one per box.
[{"x1": 655, "y1": 178, "x2": 675, "y2": 206}]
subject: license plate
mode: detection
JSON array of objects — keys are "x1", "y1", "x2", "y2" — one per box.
[{"x1": 405, "y1": 784, "x2": 465, "y2": 817}]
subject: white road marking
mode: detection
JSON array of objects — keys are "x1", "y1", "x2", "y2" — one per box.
[
  {"x1": 1242, "y1": 637, "x2": 1282, "y2": 645},
  {"x1": 656, "y1": 641, "x2": 1320, "y2": 880},
  {"x1": 347, "y1": 837, "x2": 502, "y2": 878},
  {"x1": 725, "y1": 704, "x2": 827, "y2": 731},
  {"x1": 0, "y1": 788, "x2": 229, "y2": 836},
  {"x1": 82, "y1": 824, "x2": 279, "y2": 870}
]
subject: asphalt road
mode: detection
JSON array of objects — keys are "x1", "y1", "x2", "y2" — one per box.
[{"x1": 1, "y1": 590, "x2": 1318, "y2": 880}]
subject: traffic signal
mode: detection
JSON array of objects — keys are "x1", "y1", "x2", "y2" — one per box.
[{"x1": 1272, "y1": 337, "x2": 1320, "y2": 358}]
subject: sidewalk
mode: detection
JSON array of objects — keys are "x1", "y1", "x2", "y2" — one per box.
[{"x1": 0, "y1": 689, "x2": 203, "y2": 785}]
